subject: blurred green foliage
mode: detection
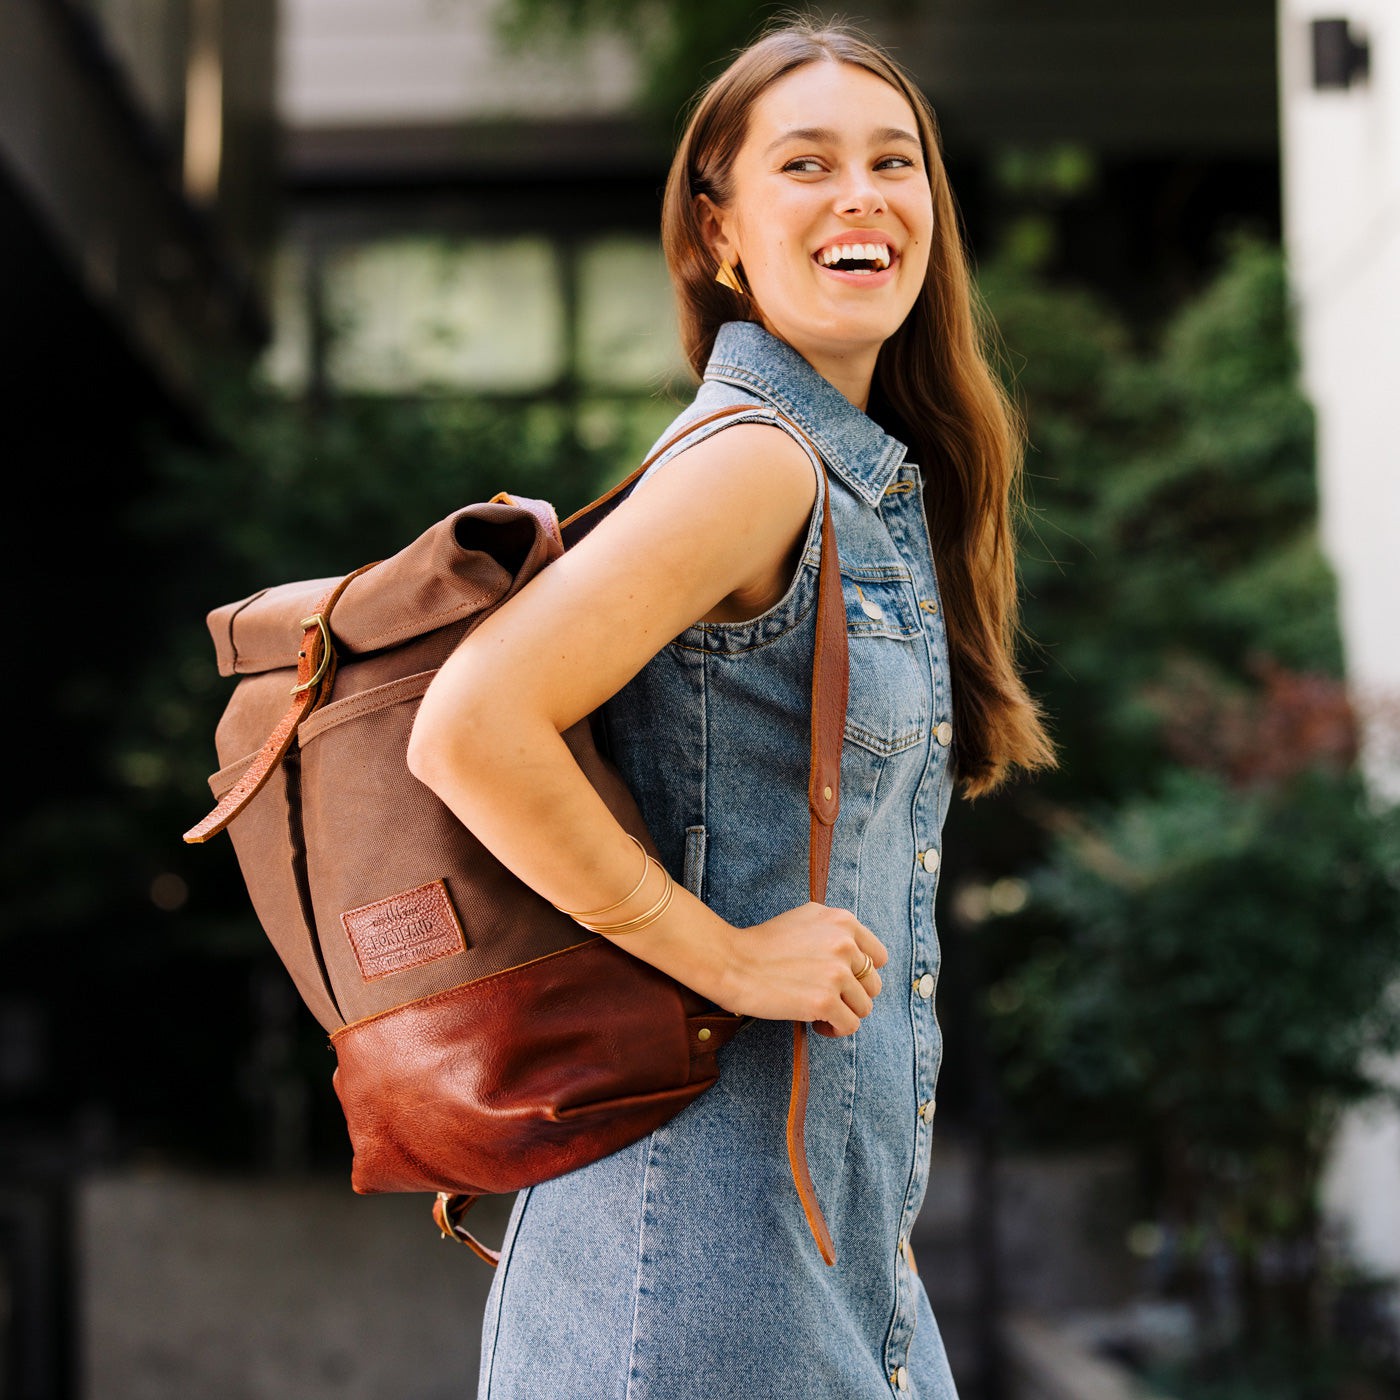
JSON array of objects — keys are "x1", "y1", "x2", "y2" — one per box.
[
  {"x1": 979, "y1": 230, "x2": 1342, "y2": 809},
  {"x1": 968, "y1": 230, "x2": 1400, "y2": 1356}
]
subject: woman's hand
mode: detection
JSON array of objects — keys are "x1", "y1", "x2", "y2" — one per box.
[{"x1": 716, "y1": 903, "x2": 889, "y2": 1038}]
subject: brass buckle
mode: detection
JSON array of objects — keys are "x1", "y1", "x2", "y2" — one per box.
[{"x1": 290, "y1": 613, "x2": 332, "y2": 695}]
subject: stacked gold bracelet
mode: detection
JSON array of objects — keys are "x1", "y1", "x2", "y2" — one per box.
[{"x1": 553, "y1": 833, "x2": 675, "y2": 935}]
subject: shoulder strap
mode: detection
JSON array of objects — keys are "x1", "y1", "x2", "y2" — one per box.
[
  {"x1": 567, "y1": 401, "x2": 848, "y2": 1267},
  {"x1": 445, "y1": 405, "x2": 849, "y2": 1266}
]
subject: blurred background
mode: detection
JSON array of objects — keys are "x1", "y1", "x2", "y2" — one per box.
[{"x1": 3, "y1": 0, "x2": 1399, "y2": 1396}]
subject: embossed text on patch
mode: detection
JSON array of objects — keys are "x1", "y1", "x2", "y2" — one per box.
[{"x1": 342, "y1": 880, "x2": 467, "y2": 981}]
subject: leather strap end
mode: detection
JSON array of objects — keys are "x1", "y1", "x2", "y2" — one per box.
[
  {"x1": 432, "y1": 1192, "x2": 501, "y2": 1266},
  {"x1": 786, "y1": 1021, "x2": 837, "y2": 1266},
  {"x1": 183, "y1": 687, "x2": 316, "y2": 843},
  {"x1": 185, "y1": 563, "x2": 377, "y2": 845},
  {"x1": 807, "y1": 770, "x2": 841, "y2": 827}
]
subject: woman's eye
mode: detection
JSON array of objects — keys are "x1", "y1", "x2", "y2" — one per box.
[
  {"x1": 876, "y1": 155, "x2": 916, "y2": 171},
  {"x1": 782, "y1": 158, "x2": 825, "y2": 174}
]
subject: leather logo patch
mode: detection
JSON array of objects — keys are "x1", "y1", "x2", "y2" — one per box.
[{"x1": 341, "y1": 880, "x2": 466, "y2": 981}]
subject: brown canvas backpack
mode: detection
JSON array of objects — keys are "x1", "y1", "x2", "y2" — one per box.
[{"x1": 184, "y1": 406, "x2": 849, "y2": 1264}]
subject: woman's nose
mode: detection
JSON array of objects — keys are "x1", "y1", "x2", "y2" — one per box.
[{"x1": 835, "y1": 166, "x2": 885, "y2": 218}]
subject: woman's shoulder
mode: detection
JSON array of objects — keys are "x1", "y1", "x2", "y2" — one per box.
[{"x1": 636, "y1": 380, "x2": 818, "y2": 490}]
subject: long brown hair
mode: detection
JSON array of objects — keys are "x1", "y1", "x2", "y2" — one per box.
[{"x1": 661, "y1": 19, "x2": 1056, "y2": 800}]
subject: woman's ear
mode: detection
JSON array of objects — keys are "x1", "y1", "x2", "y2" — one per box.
[{"x1": 694, "y1": 193, "x2": 737, "y2": 267}]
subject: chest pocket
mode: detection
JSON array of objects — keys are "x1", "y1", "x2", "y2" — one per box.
[{"x1": 841, "y1": 568, "x2": 930, "y2": 756}]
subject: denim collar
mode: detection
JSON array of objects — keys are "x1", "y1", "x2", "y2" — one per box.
[{"x1": 702, "y1": 320, "x2": 909, "y2": 507}]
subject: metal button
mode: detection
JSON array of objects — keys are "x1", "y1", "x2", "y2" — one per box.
[
  {"x1": 916, "y1": 973, "x2": 935, "y2": 999},
  {"x1": 860, "y1": 596, "x2": 885, "y2": 621},
  {"x1": 896, "y1": 1365, "x2": 910, "y2": 1391},
  {"x1": 934, "y1": 720, "x2": 953, "y2": 746},
  {"x1": 919, "y1": 1099, "x2": 937, "y2": 1123},
  {"x1": 919, "y1": 847, "x2": 940, "y2": 874},
  {"x1": 919, "y1": 598, "x2": 938, "y2": 615},
  {"x1": 697, "y1": 1028, "x2": 712, "y2": 1042},
  {"x1": 822, "y1": 785, "x2": 833, "y2": 801}
]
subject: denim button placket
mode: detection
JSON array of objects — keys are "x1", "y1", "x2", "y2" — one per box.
[{"x1": 482, "y1": 322, "x2": 961, "y2": 1399}]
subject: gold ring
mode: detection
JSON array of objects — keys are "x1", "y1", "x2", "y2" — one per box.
[{"x1": 855, "y1": 953, "x2": 874, "y2": 982}]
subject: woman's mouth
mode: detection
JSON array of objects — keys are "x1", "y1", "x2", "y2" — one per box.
[{"x1": 814, "y1": 243, "x2": 895, "y2": 275}]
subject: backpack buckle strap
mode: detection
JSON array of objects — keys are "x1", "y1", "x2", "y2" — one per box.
[
  {"x1": 183, "y1": 562, "x2": 376, "y2": 844},
  {"x1": 432, "y1": 1192, "x2": 501, "y2": 1267},
  {"x1": 290, "y1": 613, "x2": 333, "y2": 695}
]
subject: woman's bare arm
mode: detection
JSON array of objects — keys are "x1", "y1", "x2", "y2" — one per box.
[{"x1": 407, "y1": 423, "x2": 887, "y2": 1034}]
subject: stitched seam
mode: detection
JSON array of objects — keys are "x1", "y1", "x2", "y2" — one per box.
[
  {"x1": 351, "y1": 601, "x2": 480, "y2": 652},
  {"x1": 328, "y1": 938, "x2": 596, "y2": 1037},
  {"x1": 668, "y1": 585, "x2": 816, "y2": 654},
  {"x1": 841, "y1": 564, "x2": 913, "y2": 582},
  {"x1": 622, "y1": 1130, "x2": 660, "y2": 1400},
  {"x1": 300, "y1": 673, "x2": 436, "y2": 742},
  {"x1": 848, "y1": 623, "x2": 919, "y2": 640},
  {"x1": 707, "y1": 363, "x2": 903, "y2": 504},
  {"x1": 223, "y1": 588, "x2": 270, "y2": 675},
  {"x1": 845, "y1": 720, "x2": 927, "y2": 757},
  {"x1": 660, "y1": 409, "x2": 827, "y2": 648},
  {"x1": 709, "y1": 365, "x2": 850, "y2": 484},
  {"x1": 842, "y1": 760, "x2": 883, "y2": 1172},
  {"x1": 478, "y1": 1188, "x2": 531, "y2": 1399},
  {"x1": 635, "y1": 405, "x2": 781, "y2": 489},
  {"x1": 699, "y1": 646, "x2": 710, "y2": 879}
]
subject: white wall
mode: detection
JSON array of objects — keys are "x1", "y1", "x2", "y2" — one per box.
[
  {"x1": 1279, "y1": 0, "x2": 1400, "y2": 795},
  {"x1": 278, "y1": 0, "x2": 641, "y2": 127},
  {"x1": 1279, "y1": 0, "x2": 1400, "y2": 1318}
]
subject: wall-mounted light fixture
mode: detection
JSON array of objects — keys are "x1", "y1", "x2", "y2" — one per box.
[{"x1": 1311, "y1": 18, "x2": 1371, "y2": 89}]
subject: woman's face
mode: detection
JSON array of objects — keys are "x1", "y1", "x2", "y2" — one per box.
[{"x1": 699, "y1": 60, "x2": 934, "y2": 396}]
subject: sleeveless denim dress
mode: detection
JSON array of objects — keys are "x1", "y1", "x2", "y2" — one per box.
[{"x1": 476, "y1": 322, "x2": 959, "y2": 1400}]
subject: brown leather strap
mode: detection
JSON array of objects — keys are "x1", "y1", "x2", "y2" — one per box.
[
  {"x1": 570, "y1": 404, "x2": 848, "y2": 1267},
  {"x1": 432, "y1": 1192, "x2": 502, "y2": 1266},
  {"x1": 183, "y1": 563, "x2": 378, "y2": 843},
  {"x1": 559, "y1": 404, "x2": 806, "y2": 539},
  {"x1": 788, "y1": 455, "x2": 848, "y2": 1267}
]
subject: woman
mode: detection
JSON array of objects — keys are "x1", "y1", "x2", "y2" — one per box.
[{"x1": 408, "y1": 19, "x2": 1055, "y2": 1399}]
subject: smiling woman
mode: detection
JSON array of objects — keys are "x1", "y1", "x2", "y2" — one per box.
[
  {"x1": 691, "y1": 63, "x2": 934, "y2": 403},
  {"x1": 406, "y1": 18, "x2": 1055, "y2": 1400}
]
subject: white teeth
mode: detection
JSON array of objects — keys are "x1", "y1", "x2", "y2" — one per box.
[{"x1": 817, "y1": 243, "x2": 892, "y2": 270}]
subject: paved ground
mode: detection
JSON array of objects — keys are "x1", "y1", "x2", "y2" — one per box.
[{"x1": 79, "y1": 1133, "x2": 1136, "y2": 1398}]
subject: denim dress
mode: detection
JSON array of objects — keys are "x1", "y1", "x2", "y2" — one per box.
[{"x1": 477, "y1": 321, "x2": 959, "y2": 1400}]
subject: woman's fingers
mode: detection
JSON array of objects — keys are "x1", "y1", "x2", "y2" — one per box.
[
  {"x1": 727, "y1": 903, "x2": 893, "y2": 1034},
  {"x1": 844, "y1": 977, "x2": 875, "y2": 1020},
  {"x1": 854, "y1": 968, "x2": 883, "y2": 1002},
  {"x1": 857, "y1": 929, "x2": 890, "y2": 970},
  {"x1": 817, "y1": 1002, "x2": 862, "y2": 1038}
]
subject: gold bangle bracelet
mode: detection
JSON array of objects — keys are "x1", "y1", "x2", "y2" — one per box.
[
  {"x1": 572, "y1": 861, "x2": 674, "y2": 935},
  {"x1": 552, "y1": 834, "x2": 649, "y2": 920}
]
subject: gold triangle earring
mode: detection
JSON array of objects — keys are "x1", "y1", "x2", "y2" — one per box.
[{"x1": 715, "y1": 259, "x2": 745, "y2": 295}]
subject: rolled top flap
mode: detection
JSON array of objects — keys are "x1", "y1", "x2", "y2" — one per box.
[{"x1": 209, "y1": 497, "x2": 563, "y2": 677}]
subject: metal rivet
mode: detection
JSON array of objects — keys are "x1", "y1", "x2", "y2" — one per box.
[
  {"x1": 823, "y1": 785, "x2": 833, "y2": 801},
  {"x1": 919, "y1": 598, "x2": 938, "y2": 614},
  {"x1": 697, "y1": 1028, "x2": 712, "y2": 1042}
]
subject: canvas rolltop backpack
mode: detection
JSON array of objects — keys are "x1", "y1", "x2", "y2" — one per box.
[{"x1": 183, "y1": 406, "x2": 850, "y2": 1265}]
